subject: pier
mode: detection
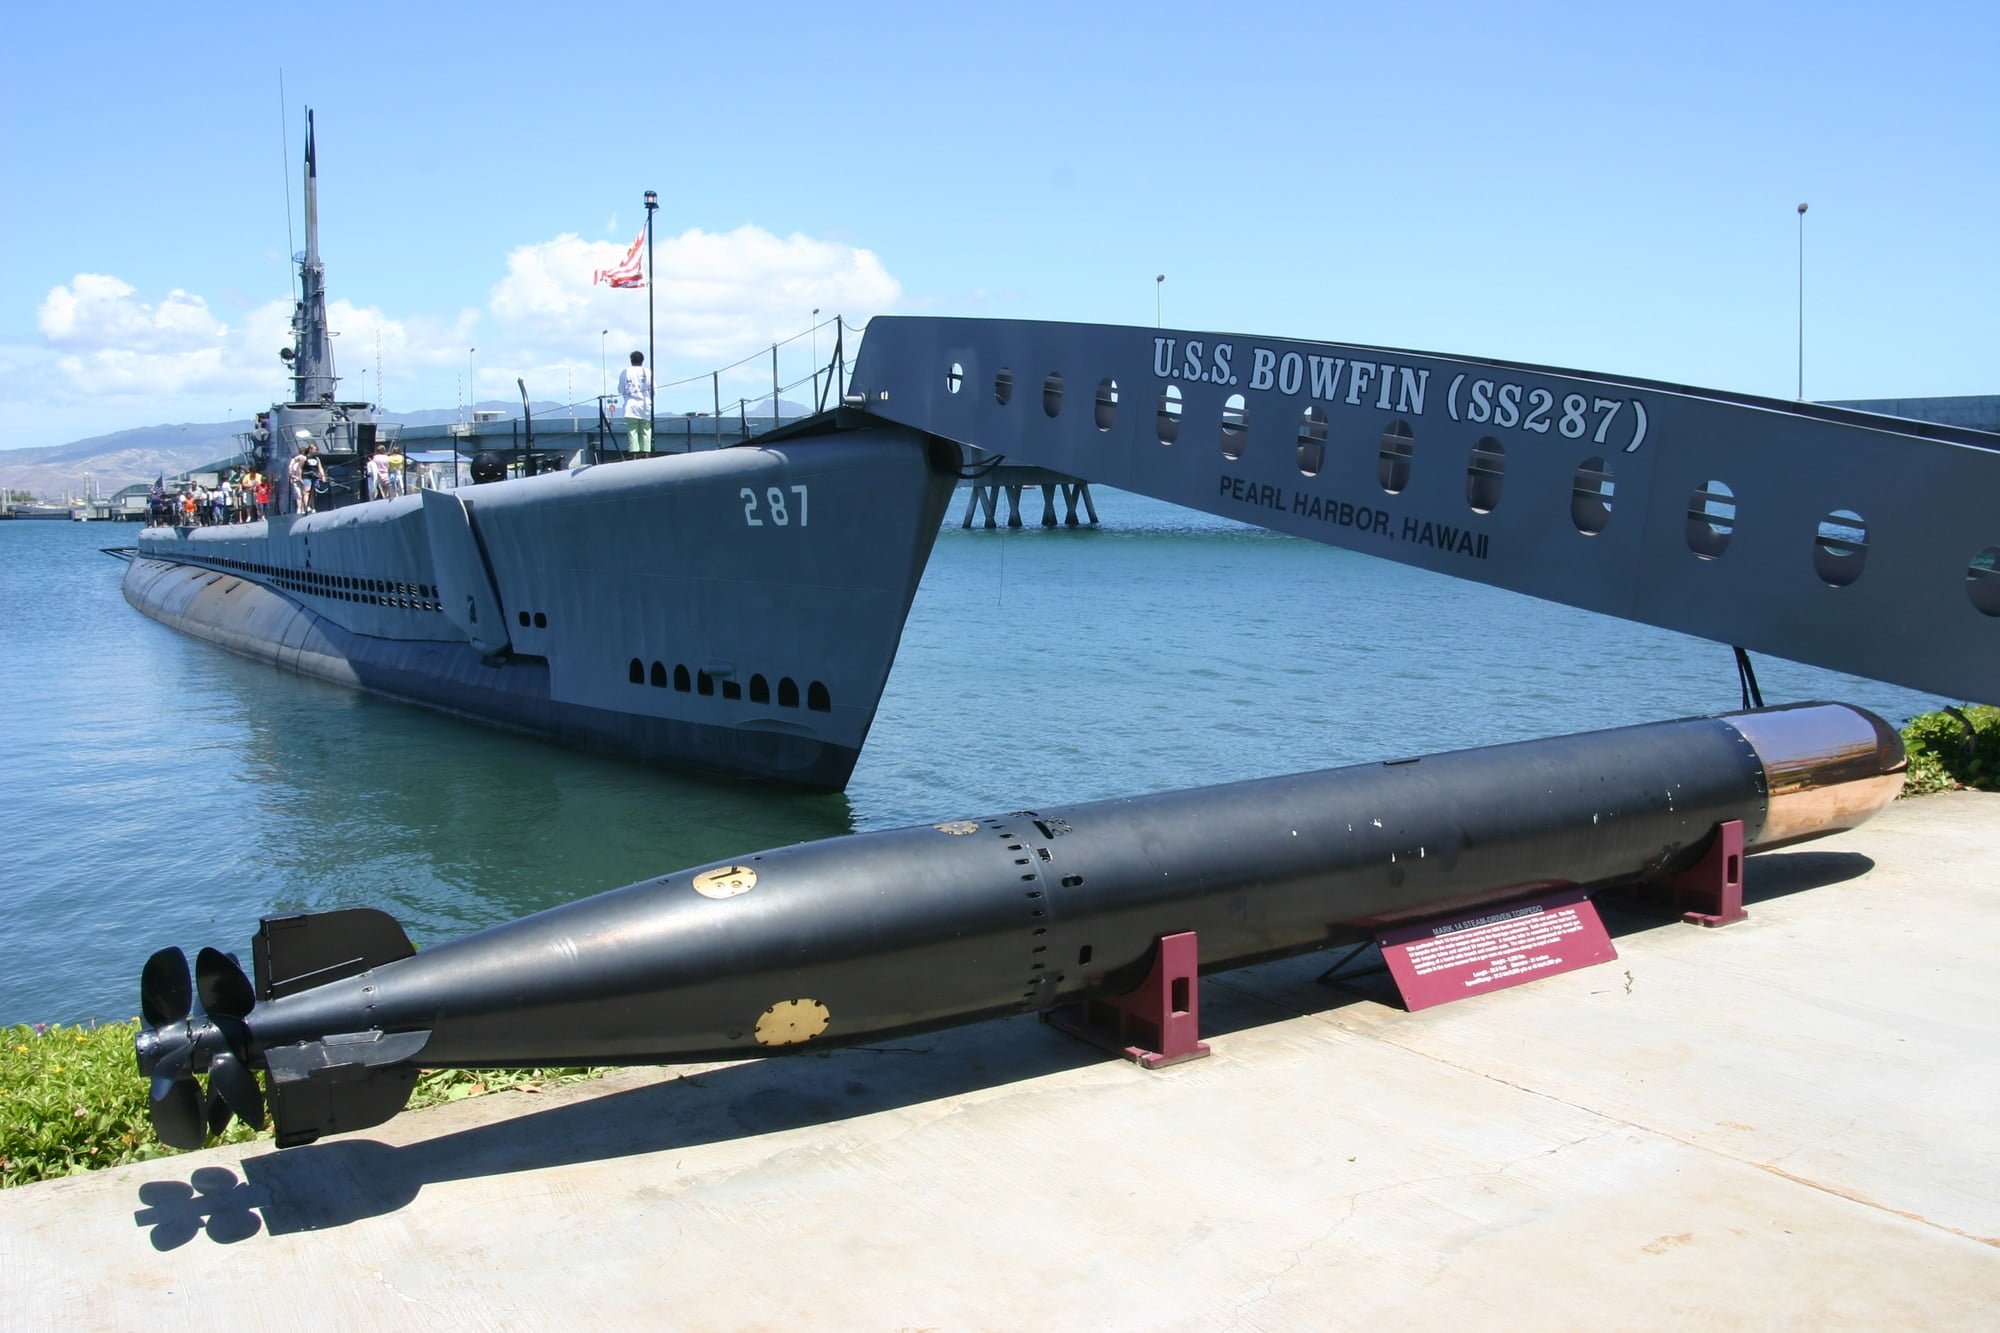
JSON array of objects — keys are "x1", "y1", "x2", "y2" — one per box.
[
  {"x1": 4, "y1": 789, "x2": 1993, "y2": 1325},
  {"x1": 958, "y1": 464, "x2": 1100, "y2": 529}
]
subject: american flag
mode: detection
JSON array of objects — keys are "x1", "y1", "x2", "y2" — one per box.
[{"x1": 593, "y1": 228, "x2": 647, "y2": 288}]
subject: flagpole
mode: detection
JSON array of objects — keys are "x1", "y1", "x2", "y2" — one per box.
[{"x1": 644, "y1": 189, "x2": 658, "y2": 447}]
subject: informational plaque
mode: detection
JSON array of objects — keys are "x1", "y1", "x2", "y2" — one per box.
[{"x1": 1378, "y1": 887, "x2": 1617, "y2": 1012}]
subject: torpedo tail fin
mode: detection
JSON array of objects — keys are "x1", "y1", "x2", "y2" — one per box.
[
  {"x1": 254, "y1": 907, "x2": 415, "y2": 999},
  {"x1": 252, "y1": 907, "x2": 426, "y2": 1147},
  {"x1": 264, "y1": 1028, "x2": 431, "y2": 1148}
]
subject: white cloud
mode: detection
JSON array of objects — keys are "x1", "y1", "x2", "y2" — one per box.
[
  {"x1": 486, "y1": 225, "x2": 900, "y2": 403},
  {"x1": 13, "y1": 223, "x2": 903, "y2": 441},
  {"x1": 36, "y1": 275, "x2": 251, "y2": 402},
  {"x1": 39, "y1": 274, "x2": 229, "y2": 353},
  {"x1": 25, "y1": 272, "x2": 431, "y2": 414},
  {"x1": 53, "y1": 345, "x2": 232, "y2": 397},
  {"x1": 489, "y1": 234, "x2": 600, "y2": 324}
]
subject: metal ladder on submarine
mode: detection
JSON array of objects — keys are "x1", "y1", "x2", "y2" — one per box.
[{"x1": 134, "y1": 316, "x2": 1998, "y2": 1151}]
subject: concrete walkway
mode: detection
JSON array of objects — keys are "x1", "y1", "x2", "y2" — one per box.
[{"x1": 4, "y1": 793, "x2": 1996, "y2": 1329}]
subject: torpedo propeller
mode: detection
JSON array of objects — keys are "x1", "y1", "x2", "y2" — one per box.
[{"x1": 133, "y1": 946, "x2": 266, "y2": 1148}]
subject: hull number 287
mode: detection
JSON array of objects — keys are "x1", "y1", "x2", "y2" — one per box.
[{"x1": 742, "y1": 485, "x2": 809, "y2": 527}]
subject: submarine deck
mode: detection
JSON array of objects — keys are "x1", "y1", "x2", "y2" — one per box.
[{"x1": 5, "y1": 791, "x2": 1995, "y2": 1328}]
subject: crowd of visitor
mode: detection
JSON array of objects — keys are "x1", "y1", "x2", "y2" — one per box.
[
  {"x1": 148, "y1": 444, "x2": 422, "y2": 527},
  {"x1": 149, "y1": 467, "x2": 274, "y2": 527},
  {"x1": 365, "y1": 444, "x2": 408, "y2": 501}
]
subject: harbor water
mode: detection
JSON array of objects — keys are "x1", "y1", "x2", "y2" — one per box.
[{"x1": 0, "y1": 496, "x2": 1953, "y2": 1026}]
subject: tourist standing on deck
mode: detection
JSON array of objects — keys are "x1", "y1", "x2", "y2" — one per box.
[
  {"x1": 367, "y1": 445, "x2": 392, "y2": 501},
  {"x1": 618, "y1": 351, "x2": 653, "y2": 455},
  {"x1": 289, "y1": 445, "x2": 325, "y2": 515}
]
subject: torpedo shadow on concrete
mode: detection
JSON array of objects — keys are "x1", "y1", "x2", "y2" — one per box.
[
  {"x1": 131, "y1": 853, "x2": 1870, "y2": 1245},
  {"x1": 1735, "y1": 848, "x2": 1876, "y2": 906},
  {"x1": 1596, "y1": 848, "x2": 1877, "y2": 938},
  {"x1": 132, "y1": 949, "x2": 1377, "y2": 1244},
  {"x1": 111, "y1": 983, "x2": 1222, "y2": 1241},
  {"x1": 1311, "y1": 849, "x2": 1879, "y2": 1006}
]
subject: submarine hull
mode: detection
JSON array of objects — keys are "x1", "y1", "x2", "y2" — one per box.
[{"x1": 123, "y1": 426, "x2": 960, "y2": 789}]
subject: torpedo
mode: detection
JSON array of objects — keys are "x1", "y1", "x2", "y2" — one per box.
[{"x1": 134, "y1": 702, "x2": 1906, "y2": 1150}]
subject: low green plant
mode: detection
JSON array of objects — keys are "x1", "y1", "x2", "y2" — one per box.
[
  {"x1": 407, "y1": 1064, "x2": 611, "y2": 1108},
  {"x1": 0, "y1": 1021, "x2": 228, "y2": 1188},
  {"x1": 1900, "y1": 705, "x2": 2000, "y2": 796},
  {"x1": 1, "y1": 1020, "x2": 609, "y2": 1189}
]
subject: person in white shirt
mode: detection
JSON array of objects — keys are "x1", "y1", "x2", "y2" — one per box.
[{"x1": 617, "y1": 351, "x2": 654, "y2": 455}]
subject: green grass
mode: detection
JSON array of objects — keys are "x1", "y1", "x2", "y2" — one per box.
[
  {"x1": 0, "y1": 1021, "x2": 210, "y2": 1186},
  {"x1": 5, "y1": 706, "x2": 1993, "y2": 1189},
  {"x1": 1, "y1": 1020, "x2": 607, "y2": 1189}
]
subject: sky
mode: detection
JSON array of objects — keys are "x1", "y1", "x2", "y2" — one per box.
[{"x1": 1, "y1": 0, "x2": 1994, "y2": 451}]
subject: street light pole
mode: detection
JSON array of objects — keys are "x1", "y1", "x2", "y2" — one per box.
[
  {"x1": 1155, "y1": 274, "x2": 1165, "y2": 327},
  {"x1": 468, "y1": 347, "x2": 476, "y2": 419},
  {"x1": 600, "y1": 329, "x2": 608, "y2": 400},
  {"x1": 812, "y1": 307, "x2": 820, "y2": 409},
  {"x1": 1795, "y1": 202, "x2": 1808, "y2": 401},
  {"x1": 644, "y1": 189, "x2": 658, "y2": 443}
]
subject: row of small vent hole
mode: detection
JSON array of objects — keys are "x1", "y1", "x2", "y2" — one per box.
[
  {"x1": 188, "y1": 552, "x2": 443, "y2": 611},
  {"x1": 627, "y1": 660, "x2": 831, "y2": 711},
  {"x1": 953, "y1": 362, "x2": 2000, "y2": 609},
  {"x1": 1000, "y1": 828, "x2": 1090, "y2": 1006}
]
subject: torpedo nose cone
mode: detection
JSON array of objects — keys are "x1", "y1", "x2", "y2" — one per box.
[{"x1": 1723, "y1": 702, "x2": 1907, "y2": 849}]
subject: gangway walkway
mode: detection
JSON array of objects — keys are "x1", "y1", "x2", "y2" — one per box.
[{"x1": 848, "y1": 317, "x2": 1999, "y2": 705}]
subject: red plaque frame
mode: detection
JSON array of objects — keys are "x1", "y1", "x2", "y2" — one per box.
[{"x1": 1377, "y1": 887, "x2": 1617, "y2": 1011}]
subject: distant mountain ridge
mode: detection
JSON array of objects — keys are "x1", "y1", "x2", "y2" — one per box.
[
  {"x1": 2, "y1": 396, "x2": 817, "y2": 499},
  {"x1": 0, "y1": 404, "x2": 559, "y2": 499}
]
